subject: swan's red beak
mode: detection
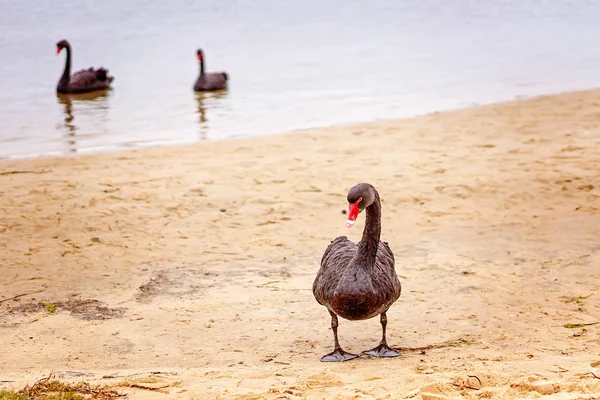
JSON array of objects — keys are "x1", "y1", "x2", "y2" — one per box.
[
  {"x1": 56, "y1": 47, "x2": 61, "y2": 55},
  {"x1": 346, "y1": 200, "x2": 360, "y2": 228},
  {"x1": 197, "y1": 54, "x2": 202, "y2": 63}
]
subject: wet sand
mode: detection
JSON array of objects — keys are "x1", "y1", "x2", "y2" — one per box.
[{"x1": 1, "y1": 90, "x2": 600, "y2": 399}]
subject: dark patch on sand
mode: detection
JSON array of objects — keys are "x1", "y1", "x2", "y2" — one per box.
[
  {"x1": 135, "y1": 267, "x2": 207, "y2": 303},
  {"x1": 2, "y1": 298, "x2": 125, "y2": 321},
  {"x1": 136, "y1": 272, "x2": 170, "y2": 303}
]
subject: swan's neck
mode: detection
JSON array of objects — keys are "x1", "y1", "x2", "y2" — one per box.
[
  {"x1": 199, "y1": 58, "x2": 205, "y2": 76},
  {"x1": 356, "y1": 192, "x2": 381, "y2": 268},
  {"x1": 58, "y1": 46, "x2": 72, "y2": 91}
]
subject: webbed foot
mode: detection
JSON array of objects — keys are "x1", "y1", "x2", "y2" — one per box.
[
  {"x1": 362, "y1": 343, "x2": 400, "y2": 358},
  {"x1": 320, "y1": 348, "x2": 359, "y2": 362}
]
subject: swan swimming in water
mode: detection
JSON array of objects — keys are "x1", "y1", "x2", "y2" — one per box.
[{"x1": 56, "y1": 39, "x2": 114, "y2": 94}]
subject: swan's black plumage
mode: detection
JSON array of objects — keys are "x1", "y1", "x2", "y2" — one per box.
[
  {"x1": 194, "y1": 49, "x2": 228, "y2": 92},
  {"x1": 313, "y1": 182, "x2": 401, "y2": 362},
  {"x1": 56, "y1": 39, "x2": 113, "y2": 94}
]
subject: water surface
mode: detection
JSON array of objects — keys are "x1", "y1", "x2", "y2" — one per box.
[{"x1": 1, "y1": 0, "x2": 600, "y2": 158}]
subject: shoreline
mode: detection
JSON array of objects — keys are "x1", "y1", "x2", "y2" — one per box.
[
  {"x1": 1, "y1": 89, "x2": 600, "y2": 399},
  {"x1": 2, "y1": 88, "x2": 586, "y2": 162}
]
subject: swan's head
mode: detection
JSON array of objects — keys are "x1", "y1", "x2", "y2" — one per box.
[
  {"x1": 196, "y1": 49, "x2": 204, "y2": 63},
  {"x1": 345, "y1": 182, "x2": 375, "y2": 228},
  {"x1": 56, "y1": 39, "x2": 70, "y2": 55}
]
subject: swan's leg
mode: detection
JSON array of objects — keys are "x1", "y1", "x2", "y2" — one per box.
[
  {"x1": 320, "y1": 311, "x2": 358, "y2": 362},
  {"x1": 363, "y1": 311, "x2": 400, "y2": 357}
]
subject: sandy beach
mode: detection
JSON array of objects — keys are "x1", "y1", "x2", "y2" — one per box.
[{"x1": 1, "y1": 90, "x2": 600, "y2": 399}]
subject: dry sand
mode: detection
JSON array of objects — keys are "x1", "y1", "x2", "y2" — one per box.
[{"x1": 1, "y1": 90, "x2": 600, "y2": 399}]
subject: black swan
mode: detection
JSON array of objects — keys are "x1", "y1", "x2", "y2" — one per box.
[
  {"x1": 56, "y1": 39, "x2": 114, "y2": 94},
  {"x1": 194, "y1": 49, "x2": 228, "y2": 91},
  {"x1": 313, "y1": 182, "x2": 402, "y2": 362}
]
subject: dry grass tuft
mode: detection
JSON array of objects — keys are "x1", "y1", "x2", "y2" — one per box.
[{"x1": 0, "y1": 374, "x2": 126, "y2": 400}]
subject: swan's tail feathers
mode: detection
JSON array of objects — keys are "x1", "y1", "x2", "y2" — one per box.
[
  {"x1": 223, "y1": 72, "x2": 229, "y2": 81},
  {"x1": 95, "y1": 67, "x2": 113, "y2": 83}
]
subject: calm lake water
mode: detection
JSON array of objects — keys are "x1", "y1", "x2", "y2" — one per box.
[{"x1": 1, "y1": 0, "x2": 600, "y2": 159}]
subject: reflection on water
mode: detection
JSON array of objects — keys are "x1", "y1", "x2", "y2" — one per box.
[
  {"x1": 195, "y1": 91, "x2": 228, "y2": 141},
  {"x1": 56, "y1": 91, "x2": 111, "y2": 154}
]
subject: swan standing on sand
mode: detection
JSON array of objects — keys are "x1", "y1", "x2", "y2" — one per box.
[
  {"x1": 56, "y1": 40, "x2": 114, "y2": 94},
  {"x1": 313, "y1": 182, "x2": 402, "y2": 362},
  {"x1": 194, "y1": 49, "x2": 228, "y2": 91}
]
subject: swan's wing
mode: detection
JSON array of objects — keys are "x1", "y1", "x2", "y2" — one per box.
[
  {"x1": 313, "y1": 236, "x2": 357, "y2": 305},
  {"x1": 319, "y1": 236, "x2": 357, "y2": 272},
  {"x1": 377, "y1": 241, "x2": 395, "y2": 269},
  {"x1": 373, "y1": 241, "x2": 401, "y2": 304},
  {"x1": 69, "y1": 69, "x2": 98, "y2": 87},
  {"x1": 203, "y1": 72, "x2": 228, "y2": 90},
  {"x1": 68, "y1": 67, "x2": 113, "y2": 92}
]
